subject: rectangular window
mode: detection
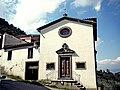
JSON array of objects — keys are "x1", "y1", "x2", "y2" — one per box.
[
  {"x1": 28, "y1": 48, "x2": 33, "y2": 59},
  {"x1": 76, "y1": 62, "x2": 86, "y2": 70},
  {"x1": 0, "y1": 35, "x2": 3, "y2": 49},
  {"x1": 46, "y1": 63, "x2": 55, "y2": 70},
  {"x1": 22, "y1": 39, "x2": 25, "y2": 41},
  {"x1": 7, "y1": 51, "x2": 12, "y2": 60}
]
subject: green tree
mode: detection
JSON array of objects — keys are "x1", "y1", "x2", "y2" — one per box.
[{"x1": 0, "y1": 18, "x2": 26, "y2": 36}]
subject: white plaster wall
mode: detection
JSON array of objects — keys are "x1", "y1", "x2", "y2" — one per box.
[
  {"x1": 0, "y1": 50, "x2": 3, "y2": 66},
  {"x1": 39, "y1": 20, "x2": 96, "y2": 88},
  {"x1": 2, "y1": 47, "x2": 39, "y2": 79}
]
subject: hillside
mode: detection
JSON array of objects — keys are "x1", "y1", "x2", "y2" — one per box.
[
  {"x1": 97, "y1": 69, "x2": 120, "y2": 90},
  {"x1": 0, "y1": 18, "x2": 26, "y2": 36}
]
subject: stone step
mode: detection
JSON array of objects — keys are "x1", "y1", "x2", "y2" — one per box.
[
  {"x1": 74, "y1": 82, "x2": 80, "y2": 85},
  {"x1": 77, "y1": 85, "x2": 83, "y2": 87},
  {"x1": 80, "y1": 87, "x2": 86, "y2": 90}
]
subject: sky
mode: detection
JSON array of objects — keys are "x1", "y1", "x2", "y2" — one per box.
[{"x1": 0, "y1": 0, "x2": 120, "y2": 73}]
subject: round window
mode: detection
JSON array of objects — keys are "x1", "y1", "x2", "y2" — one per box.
[{"x1": 59, "y1": 27, "x2": 72, "y2": 38}]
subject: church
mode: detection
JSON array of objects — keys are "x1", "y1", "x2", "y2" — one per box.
[
  {"x1": 37, "y1": 15, "x2": 97, "y2": 89},
  {"x1": 0, "y1": 15, "x2": 97, "y2": 89}
]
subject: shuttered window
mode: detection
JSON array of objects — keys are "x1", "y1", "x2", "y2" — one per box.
[
  {"x1": 7, "y1": 51, "x2": 12, "y2": 60},
  {"x1": 46, "y1": 63, "x2": 55, "y2": 70},
  {"x1": 76, "y1": 62, "x2": 86, "y2": 70},
  {"x1": 28, "y1": 48, "x2": 33, "y2": 59}
]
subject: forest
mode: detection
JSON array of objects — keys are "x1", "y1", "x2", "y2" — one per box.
[
  {"x1": 0, "y1": 18, "x2": 26, "y2": 36},
  {"x1": 97, "y1": 69, "x2": 120, "y2": 90}
]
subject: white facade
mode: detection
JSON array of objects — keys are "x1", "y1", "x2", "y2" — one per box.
[{"x1": 38, "y1": 18, "x2": 97, "y2": 89}]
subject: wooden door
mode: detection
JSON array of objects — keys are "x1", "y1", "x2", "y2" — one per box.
[
  {"x1": 25, "y1": 62, "x2": 38, "y2": 80},
  {"x1": 60, "y1": 57, "x2": 71, "y2": 79}
]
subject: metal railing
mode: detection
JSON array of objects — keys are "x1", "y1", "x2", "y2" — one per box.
[
  {"x1": 46, "y1": 71, "x2": 58, "y2": 80},
  {"x1": 72, "y1": 71, "x2": 85, "y2": 88},
  {"x1": 46, "y1": 71, "x2": 83, "y2": 85},
  {"x1": 73, "y1": 71, "x2": 80, "y2": 83}
]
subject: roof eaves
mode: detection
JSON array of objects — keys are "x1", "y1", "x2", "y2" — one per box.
[
  {"x1": 37, "y1": 16, "x2": 95, "y2": 32},
  {"x1": 4, "y1": 43, "x2": 34, "y2": 49},
  {"x1": 37, "y1": 17, "x2": 65, "y2": 32}
]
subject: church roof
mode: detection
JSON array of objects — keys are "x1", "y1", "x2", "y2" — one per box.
[
  {"x1": 37, "y1": 16, "x2": 96, "y2": 31},
  {"x1": 37, "y1": 16, "x2": 97, "y2": 41}
]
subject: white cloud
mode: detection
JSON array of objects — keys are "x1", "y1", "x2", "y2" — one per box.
[
  {"x1": 77, "y1": 10, "x2": 87, "y2": 15},
  {"x1": 97, "y1": 57, "x2": 120, "y2": 72},
  {"x1": 72, "y1": 0, "x2": 103, "y2": 12},
  {"x1": 94, "y1": 0, "x2": 101, "y2": 12},
  {"x1": 12, "y1": 0, "x2": 65, "y2": 33},
  {"x1": 0, "y1": 0, "x2": 17, "y2": 21},
  {"x1": 72, "y1": 0, "x2": 92, "y2": 7},
  {"x1": 95, "y1": 37, "x2": 103, "y2": 49},
  {"x1": 0, "y1": 0, "x2": 103, "y2": 34},
  {"x1": 0, "y1": 0, "x2": 65, "y2": 34}
]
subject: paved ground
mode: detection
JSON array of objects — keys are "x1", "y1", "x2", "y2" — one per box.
[{"x1": 0, "y1": 80, "x2": 50, "y2": 90}]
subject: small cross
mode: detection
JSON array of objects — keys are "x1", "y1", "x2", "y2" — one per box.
[{"x1": 63, "y1": 0, "x2": 68, "y2": 16}]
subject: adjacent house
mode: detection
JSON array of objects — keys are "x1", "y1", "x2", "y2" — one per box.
[
  {"x1": 0, "y1": 33, "x2": 40, "y2": 80},
  {"x1": 0, "y1": 15, "x2": 97, "y2": 89}
]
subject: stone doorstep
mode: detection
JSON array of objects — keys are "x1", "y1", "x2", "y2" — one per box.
[
  {"x1": 50, "y1": 80, "x2": 81, "y2": 90},
  {"x1": 51, "y1": 79, "x2": 77, "y2": 83},
  {"x1": 51, "y1": 80, "x2": 80, "y2": 87}
]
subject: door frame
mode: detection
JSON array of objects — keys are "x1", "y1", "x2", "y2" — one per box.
[
  {"x1": 25, "y1": 61, "x2": 39, "y2": 80},
  {"x1": 58, "y1": 55, "x2": 72, "y2": 80}
]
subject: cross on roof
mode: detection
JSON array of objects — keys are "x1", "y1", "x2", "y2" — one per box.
[{"x1": 63, "y1": 0, "x2": 68, "y2": 17}]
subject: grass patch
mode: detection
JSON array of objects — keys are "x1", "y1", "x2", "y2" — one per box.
[
  {"x1": 6, "y1": 74, "x2": 23, "y2": 81},
  {"x1": 38, "y1": 79, "x2": 72, "y2": 90},
  {"x1": 2, "y1": 71, "x2": 23, "y2": 81}
]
